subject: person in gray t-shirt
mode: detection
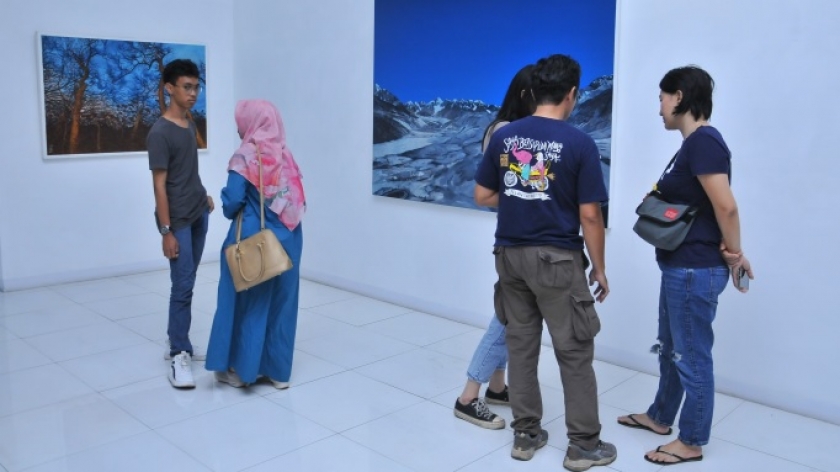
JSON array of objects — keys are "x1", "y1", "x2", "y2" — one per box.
[{"x1": 147, "y1": 59, "x2": 214, "y2": 389}]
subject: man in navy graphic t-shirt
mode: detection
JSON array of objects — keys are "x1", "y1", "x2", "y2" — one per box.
[{"x1": 474, "y1": 54, "x2": 617, "y2": 470}]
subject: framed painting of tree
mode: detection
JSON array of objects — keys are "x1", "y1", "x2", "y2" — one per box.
[{"x1": 37, "y1": 33, "x2": 207, "y2": 159}]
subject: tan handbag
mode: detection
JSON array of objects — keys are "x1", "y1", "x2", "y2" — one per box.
[{"x1": 225, "y1": 145, "x2": 293, "y2": 292}]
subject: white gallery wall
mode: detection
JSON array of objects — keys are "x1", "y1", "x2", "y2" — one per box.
[
  {"x1": 0, "y1": 0, "x2": 237, "y2": 291},
  {"x1": 234, "y1": 0, "x2": 840, "y2": 425}
]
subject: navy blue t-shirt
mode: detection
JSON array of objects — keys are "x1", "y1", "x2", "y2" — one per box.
[
  {"x1": 655, "y1": 126, "x2": 731, "y2": 267},
  {"x1": 475, "y1": 116, "x2": 608, "y2": 250}
]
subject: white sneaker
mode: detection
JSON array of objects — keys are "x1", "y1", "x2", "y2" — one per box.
[
  {"x1": 168, "y1": 351, "x2": 196, "y2": 389},
  {"x1": 164, "y1": 341, "x2": 206, "y2": 361},
  {"x1": 270, "y1": 379, "x2": 290, "y2": 390},
  {"x1": 215, "y1": 370, "x2": 246, "y2": 388}
]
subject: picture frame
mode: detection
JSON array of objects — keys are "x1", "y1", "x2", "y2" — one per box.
[
  {"x1": 37, "y1": 33, "x2": 207, "y2": 159},
  {"x1": 373, "y1": 0, "x2": 616, "y2": 222}
]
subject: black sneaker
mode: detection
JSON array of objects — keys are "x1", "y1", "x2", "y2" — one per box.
[
  {"x1": 453, "y1": 398, "x2": 505, "y2": 430},
  {"x1": 511, "y1": 429, "x2": 548, "y2": 461},
  {"x1": 484, "y1": 385, "x2": 509, "y2": 405}
]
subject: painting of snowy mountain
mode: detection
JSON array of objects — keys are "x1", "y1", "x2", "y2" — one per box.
[{"x1": 374, "y1": 0, "x2": 616, "y2": 213}]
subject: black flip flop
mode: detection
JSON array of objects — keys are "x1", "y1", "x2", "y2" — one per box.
[
  {"x1": 617, "y1": 414, "x2": 672, "y2": 435},
  {"x1": 644, "y1": 446, "x2": 703, "y2": 465}
]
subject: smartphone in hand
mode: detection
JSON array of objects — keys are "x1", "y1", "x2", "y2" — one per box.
[{"x1": 736, "y1": 267, "x2": 750, "y2": 291}]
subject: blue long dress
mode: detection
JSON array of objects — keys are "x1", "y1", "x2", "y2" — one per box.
[{"x1": 205, "y1": 171, "x2": 303, "y2": 384}]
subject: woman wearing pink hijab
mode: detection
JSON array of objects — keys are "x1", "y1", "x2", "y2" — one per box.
[{"x1": 205, "y1": 99, "x2": 305, "y2": 389}]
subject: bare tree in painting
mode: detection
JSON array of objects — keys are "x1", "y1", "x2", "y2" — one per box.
[
  {"x1": 41, "y1": 36, "x2": 207, "y2": 155},
  {"x1": 41, "y1": 36, "x2": 105, "y2": 154},
  {"x1": 41, "y1": 51, "x2": 75, "y2": 154},
  {"x1": 126, "y1": 42, "x2": 206, "y2": 148},
  {"x1": 65, "y1": 39, "x2": 104, "y2": 154}
]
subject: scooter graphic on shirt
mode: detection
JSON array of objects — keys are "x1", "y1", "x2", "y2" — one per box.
[{"x1": 506, "y1": 151, "x2": 553, "y2": 191}]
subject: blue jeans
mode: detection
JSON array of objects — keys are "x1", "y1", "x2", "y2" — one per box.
[
  {"x1": 646, "y1": 263, "x2": 728, "y2": 446},
  {"x1": 168, "y1": 211, "x2": 209, "y2": 356},
  {"x1": 466, "y1": 315, "x2": 508, "y2": 383}
]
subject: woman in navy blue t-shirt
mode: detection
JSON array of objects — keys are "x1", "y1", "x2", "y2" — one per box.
[{"x1": 617, "y1": 66, "x2": 754, "y2": 465}]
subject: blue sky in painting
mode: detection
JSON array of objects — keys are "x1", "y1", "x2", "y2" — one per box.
[
  {"x1": 374, "y1": 0, "x2": 616, "y2": 105},
  {"x1": 44, "y1": 36, "x2": 206, "y2": 114},
  {"x1": 166, "y1": 44, "x2": 206, "y2": 112}
]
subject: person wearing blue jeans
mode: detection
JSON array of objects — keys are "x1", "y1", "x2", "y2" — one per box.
[
  {"x1": 617, "y1": 66, "x2": 754, "y2": 465},
  {"x1": 454, "y1": 314, "x2": 510, "y2": 429},
  {"x1": 645, "y1": 265, "x2": 728, "y2": 441},
  {"x1": 167, "y1": 211, "x2": 209, "y2": 359},
  {"x1": 453, "y1": 63, "x2": 536, "y2": 429},
  {"x1": 148, "y1": 59, "x2": 214, "y2": 389}
]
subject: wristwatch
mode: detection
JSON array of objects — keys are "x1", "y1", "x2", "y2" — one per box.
[{"x1": 159, "y1": 225, "x2": 172, "y2": 235}]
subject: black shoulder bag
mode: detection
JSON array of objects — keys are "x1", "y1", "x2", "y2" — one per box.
[{"x1": 632, "y1": 153, "x2": 698, "y2": 251}]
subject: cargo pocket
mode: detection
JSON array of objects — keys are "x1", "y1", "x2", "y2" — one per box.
[
  {"x1": 493, "y1": 281, "x2": 507, "y2": 326},
  {"x1": 537, "y1": 248, "x2": 573, "y2": 287},
  {"x1": 571, "y1": 292, "x2": 601, "y2": 341}
]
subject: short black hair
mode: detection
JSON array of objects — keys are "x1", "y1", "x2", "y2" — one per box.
[
  {"x1": 530, "y1": 54, "x2": 581, "y2": 106},
  {"x1": 163, "y1": 59, "x2": 200, "y2": 85},
  {"x1": 659, "y1": 66, "x2": 714, "y2": 120}
]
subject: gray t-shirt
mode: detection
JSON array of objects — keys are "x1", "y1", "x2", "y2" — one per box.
[{"x1": 147, "y1": 117, "x2": 207, "y2": 230}]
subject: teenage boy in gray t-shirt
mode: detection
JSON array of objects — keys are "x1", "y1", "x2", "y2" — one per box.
[{"x1": 147, "y1": 59, "x2": 214, "y2": 389}]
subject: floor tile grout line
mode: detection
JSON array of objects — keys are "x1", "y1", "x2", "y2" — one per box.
[
  {"x1": 44, "y1": 284, "x2": 161, "y2": 306},
  {"x1": 10, "y1": 429, "x2": 156, "y2": 472},
  {"x1": 143, "y1": 428, "x2": 216, "y2": 472},
  {"x1": 10, "y1": 311, "x2": 151, "y2": 342},
  {"x1": 59, "y1": 352, "x2": 174, "y2": 395},
  {"x1": 349, "y1": 362, "x2": 464, "y2": 404},
  {"x1": 124, "y1": 392, "x2": 270, "y2": 432},
  {"x1": 298, "y1": 292, "x2": 363, "y2": 310},
  {"x1": 150, "y1": 396, "x2": 335, "y2": 472},
  {"x1": 451, "y1": 441, "x2": 511, "y2": 471},
  {"x1": 709, "y1": 397, "x2": 745, "y2": 428},
  {"x1": 358, "y1": 315, "x2": 484, "y2": 348},
  {"x1": 354, "y1": 321, "x2": 479, "y2": 349},
  {"x1": 0, "y1": 293, "x2": 79, "y2": 318},
  {"x1": 21, "y1": 323, "x2": 153, "y2": 365},
  {"x1": 710, "y1": 435, "x2": 827, "y2": 471},
  {"x1": 265, "y1": 388, "x2": 426, "y2": 436},
  {"x1": 337, "y1": 433, "x2": 426, "y2": 472},
  {"x1": 253, "y1": 368, "x2": 348, "y2": 394},
  {"x1": 596, "y1": 371, "x2": 641, "y2": 399},
  {"x1": 0, "y1": 376, "x2": 79, "y2": 422},
  {"x1": 236, "y1": 433, "x2": 343, "y2": 472},
  {"x1": 294, "y1": 336, "x2": 421, "y2": 369},
  {"x1": 307, "y1": 307, "x2": 414, "y2": 326}
]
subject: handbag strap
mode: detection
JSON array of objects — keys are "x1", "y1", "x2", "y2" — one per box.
[
  {"x1": 234, "y1": 144, "x2": 267, "y2": 244},
  {"x1": 652, "y1": 152, "x2": 679, "y2": 193}
]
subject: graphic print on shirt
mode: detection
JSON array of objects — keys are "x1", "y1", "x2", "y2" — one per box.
[{"x1": 500, "y1": 136, "x2": 562, "y2": 201}]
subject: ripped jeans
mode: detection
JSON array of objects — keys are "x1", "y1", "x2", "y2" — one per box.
[{"x1": 646, "y1": 263, "x2": 729, "y2": 446}]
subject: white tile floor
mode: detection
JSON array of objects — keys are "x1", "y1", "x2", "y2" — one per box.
[{"x1": 0, "y1": 262, "x2": 838, "y2": 472}]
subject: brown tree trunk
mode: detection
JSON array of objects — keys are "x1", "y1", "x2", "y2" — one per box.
[
  {"x1": 157, "y1": 59, "x2": 166, "y2": 114},
  {"x1": 68, "y1": 67, "x2": 90, "y2": 154},
  {"x1": 187, "y1": 111, "x2": 207, "y2": 148},
  {"x1": 60, "y1": 112, "x2": 70, "y2": 154},
  {"x1": 131, "y1": 103, "x2": 145, "y2": 141},
  {"x1": 96, "y1": 122, "x2": 101, "y2": 151}
]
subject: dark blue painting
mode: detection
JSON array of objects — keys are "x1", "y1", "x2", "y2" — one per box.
[
  {"x1": 39, "y1": 34, "x2": 207, "y2": 157},
  {"x1": 373, "y1": 0, "x2": 616, "y2": 214}
]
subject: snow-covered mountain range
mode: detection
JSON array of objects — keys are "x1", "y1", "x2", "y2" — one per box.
[{"x1": 373, "y1": 76, "x2": 613, "y2": 210}]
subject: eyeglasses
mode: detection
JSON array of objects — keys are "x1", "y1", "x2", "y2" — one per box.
[{"x1": 179, "y1": 84, "x2": 202, "y2": 94}]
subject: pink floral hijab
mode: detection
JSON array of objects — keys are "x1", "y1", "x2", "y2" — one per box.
[{"x1": 229, "y1": 99, "x2": 305, "y2": 230}]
